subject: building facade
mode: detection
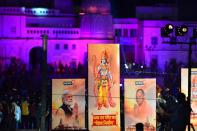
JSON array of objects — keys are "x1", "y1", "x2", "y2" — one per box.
[{"x1": 0, "y1": 0, "x2": 196, "y2": 71}]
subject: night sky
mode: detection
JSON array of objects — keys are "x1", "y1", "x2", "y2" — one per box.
[{"x1": 0, "y1": 0, "x2": 196, "y2": 20}]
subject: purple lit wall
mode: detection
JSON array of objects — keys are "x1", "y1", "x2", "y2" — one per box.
[
  {"x1": 80, "y1": 14, "x2": 113, "y2": 38},
  {"x1": 26, "y1": 16, "x2": 76, "y2": 27},
  {"x1": 142, "y1": 20, "x2": 197, "y2": 71},
  {"x1": 113, "y1": 18, "x2": 139, "y2": 63},
  {"x1": 0, "y1": 4, "x2": 115, "y2": 69},
  {"x1": 80, "y1": 0, "x2": 113, "y2": 39},
  {"x1": 0, "y1": 15, "x2": 26, "y2": 37},
  {"x1": 0, "y1": 3, "x2": 197, "y2": 72}
]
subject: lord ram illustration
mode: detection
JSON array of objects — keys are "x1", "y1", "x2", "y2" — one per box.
[
  {"x1": 92, "y1": 50, "x2": 116, "y2": 110},
  {"x1": 88, "y1": 44, "x2": 120, "y2": 131}
]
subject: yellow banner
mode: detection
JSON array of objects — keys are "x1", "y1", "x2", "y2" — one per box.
[{"x1": 88, "y1": 44, "x2": 120, "y2": 131}]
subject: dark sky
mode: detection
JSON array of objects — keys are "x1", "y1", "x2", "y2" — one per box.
[{"x1": 0, "y1": 0, "x2": 196, "y2": 20}]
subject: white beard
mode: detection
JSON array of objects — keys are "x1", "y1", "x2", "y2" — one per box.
[{"x1": 64, "y1": 100, "x2": 73, "y2": 108}]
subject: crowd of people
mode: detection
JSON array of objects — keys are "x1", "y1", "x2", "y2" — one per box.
[
  {"x1": 47, "y1": 61, "x2": 86, "y2": 77},
  {"x1": 156, "y1": 90, "x2": 193, "y2": 131},
  {"x1": 0, "y1": 57, "x2": 49, "y2": 130},
  {"x1": 0, "y1": 96, "x2": 43, "y2": 130}
]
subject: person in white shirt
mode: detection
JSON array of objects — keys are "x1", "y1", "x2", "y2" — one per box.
[{"x1": 12, "y1": 102, "x2": 21, "y2": 129}]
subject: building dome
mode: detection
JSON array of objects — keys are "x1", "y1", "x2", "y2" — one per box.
[{"x1": 81, "y1": 0, "x2": 111, "y2": 14}]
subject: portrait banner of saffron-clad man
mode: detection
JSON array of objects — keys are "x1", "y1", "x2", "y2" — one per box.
[
  {"x1": 124, "y1": 79, "x2": 156, "y2": 131},
  {"x1": 88, "y1": 44, "x2": 120, "y2": 131},
  {"x1": 181, "y1": 68, "x2": 197, "y2": 126},
  {"x1": 52, "y1": 79, "x2": 85, "y2": 130}
]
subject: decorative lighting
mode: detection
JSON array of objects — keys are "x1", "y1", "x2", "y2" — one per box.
[
  {"x1": 124, "y1": 64, "x2": 128, "y2": 69},
  {"x1": 32, "y1": 8, "x2": 49, "y2": 16},
  {"x1": 161, "y1": 24, "x2": 174, "y2": 37},
  {"x1": 175, "y1": 25, "x2": 188, "y2": 36}
]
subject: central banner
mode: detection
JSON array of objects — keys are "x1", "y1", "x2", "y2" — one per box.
[{"x1": 88, "y1": 44, "x2": 120, "y2": 131}]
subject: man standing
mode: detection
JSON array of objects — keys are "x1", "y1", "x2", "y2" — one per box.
[{"x1": 12, "y1": 102, "x2": 21, "y2": 129}]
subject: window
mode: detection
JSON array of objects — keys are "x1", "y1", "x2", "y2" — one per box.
[
  {"x1": 72, "y1": 44, "x2": 76, "y2": 50},
  {"x1": 115, "y1": 29, "x2": 121, "y2": 37},
  {"x1": 55, "y1": 44, "x2": 60, "y2": 50},
  {"x1": 130, "y1": 29, "x2": 137, "y2": 37},
  {"x1": 64, "y1": 44, "x2": 68, "y2": 50},
  {"x1": 151, "y1": 37, "x2": 158, "y2": 45},
  {"x1": 123, "y1": 29, "x2": 128, "y2": 37}
]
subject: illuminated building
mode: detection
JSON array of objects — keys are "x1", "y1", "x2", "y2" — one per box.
[{"x1": 0, "y1": 0, "x2": 196, "y2": 71}]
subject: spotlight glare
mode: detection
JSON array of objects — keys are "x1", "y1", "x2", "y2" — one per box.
[
  {"x1": 167, "y1": 24, "x2": 173, "y2": 30},
  {"x1": 161, "y1": 24, "x2": 174, "y2": 37},
  {"x1": 124, "y1": 64, "x2": 128, "y2": 69},
  {"x1": 175, "y1": 25, "x2": 188, "y2": 36},
  {"x1": 182, "y1": 27, "x2": 187, "y2": 33}
]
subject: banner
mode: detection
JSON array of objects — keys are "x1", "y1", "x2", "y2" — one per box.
[
  {"x1": 124, "y1": 79, "x2": 156, "y2": 131},
  {"x1": 88, "y1": 44, "x2": 120, "y2": 131},
  {"x1": 52, "y1": 79, "x2": 85, "y2": 130},
  {"x1": 181, "y1": 68, "x2": 197, "y2": 126}
]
